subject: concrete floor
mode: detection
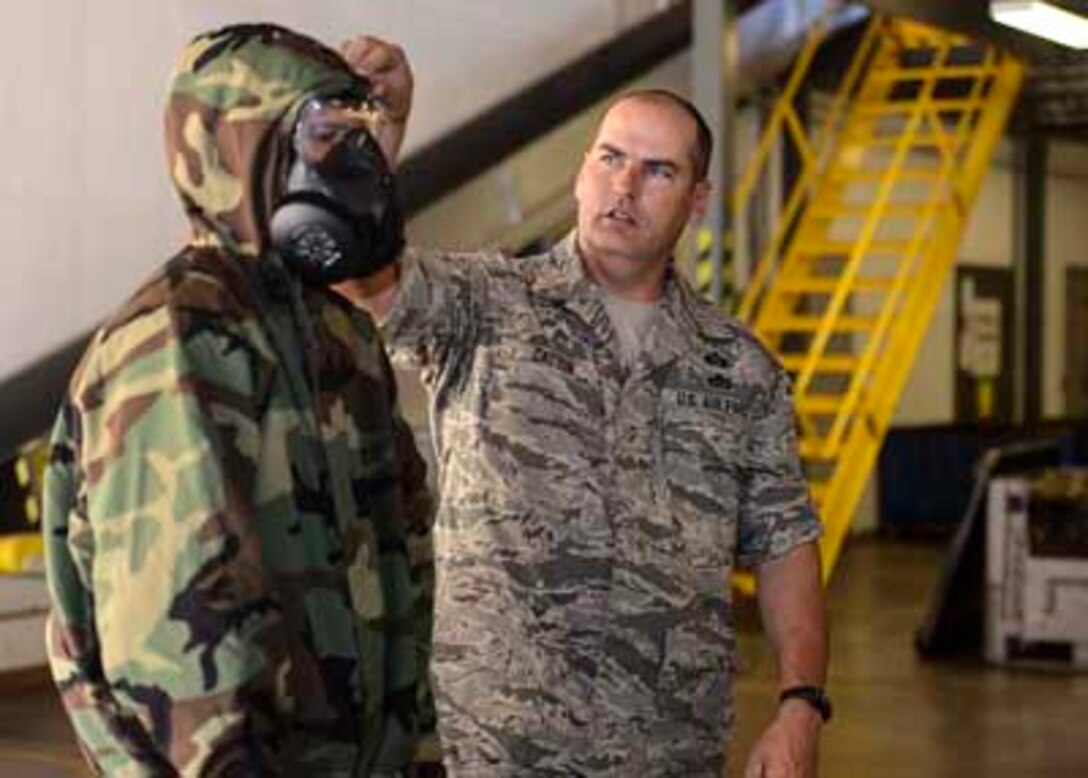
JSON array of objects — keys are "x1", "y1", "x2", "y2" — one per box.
[
  {"x1": 731, "y1": 537, "x2": 1088, "y2": 777},
  {"x1": 2, "y1": 537, "x2": 1086, "y2": 777}
]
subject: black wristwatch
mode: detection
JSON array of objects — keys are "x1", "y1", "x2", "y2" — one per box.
[{"x1": 779, "y1": 685, "x2": 832, "y2": 723}]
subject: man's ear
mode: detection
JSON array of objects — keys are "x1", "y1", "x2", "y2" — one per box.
[{"x1": 689, "y1": 178, "x2": 712, "y2": 222}]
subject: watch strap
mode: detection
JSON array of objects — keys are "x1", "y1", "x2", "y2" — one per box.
[{"x1": 779, "y1": 685, "x2": 832, "y2": 723}]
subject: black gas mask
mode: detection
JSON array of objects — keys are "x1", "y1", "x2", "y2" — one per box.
[{"x1": 270, "y1": 96, "x2": 404, "y2": 285}]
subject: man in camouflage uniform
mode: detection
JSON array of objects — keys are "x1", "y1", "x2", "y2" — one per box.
[
  {"x1": 42, "y1": 25, "x2": 439, "y2": 776},
  {"x1": 340, "y1": 39, "x2": 829, "y2": 778}
]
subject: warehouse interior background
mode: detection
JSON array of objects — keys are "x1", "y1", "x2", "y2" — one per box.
[{"x1": 2, "y1": 1, "x2": 1087, "y2": 775}]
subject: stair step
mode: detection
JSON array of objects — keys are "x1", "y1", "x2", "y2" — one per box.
[
  {"x1": 781, "y1": 355, "x2": 860, "y2": 373},
  {"x1": 732, "y1": 570, "x2": 756, "y2": 596},
  {"x1": 796, "y1": 395, "x2": 844, "y2": 415},
  {"x1": 854, "y1": 98, "x2": 983, "y2": 115},
  {"x1": 793, "y1": 239, "x2": 914, "y2": 256},
  {"x1": 759, "y1": 315, "x2": 879, "y2": 333},
  {"x1": 808, "y1": 202, "x2": 929, "y2": 219},
  {"x1": 775, "y1": 276, "x2": 897, "y2": 294},
  {"x1": 799, "y1": 438, "x2": 839, "y2": 460},
  {"x1": 867, "y1": 65, "x2": 998, "y2": 83},
  {"x1": 831, "y1": 168, "x2": 945, "y2": 183},
  {"x1": 840, "y1": 133, "x2": 959, "y2": 149}
]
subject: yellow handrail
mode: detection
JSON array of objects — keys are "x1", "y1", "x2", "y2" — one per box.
[{"x1": 737, "y1": 15, "x2": 882, "y2": 324}]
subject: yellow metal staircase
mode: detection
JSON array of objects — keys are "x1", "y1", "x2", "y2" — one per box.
[{"x1": 731, "y1": 15, "x2": 1024, "y2": 590}]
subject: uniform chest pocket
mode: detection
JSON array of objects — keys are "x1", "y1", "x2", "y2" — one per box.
[
  {"x1": 467, "y1": 340, "x2": 604, "y2": 503},
  {"x1": 659, "y1": 387, "x2": 746, "y2": 476},
  {"x1": 479, "y1": 341, "x2": 603, "y2": 424},
  {"x1": 657, "y1": 388, "x2": 745, "y2": 570},
  {"x1": 486, "y1": 341, "x2": 580, "y2": 378}
]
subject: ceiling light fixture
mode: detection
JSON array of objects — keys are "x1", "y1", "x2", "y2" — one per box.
[{"x1": 991, "y1": 1, "x2": 1088, "y2": 49}]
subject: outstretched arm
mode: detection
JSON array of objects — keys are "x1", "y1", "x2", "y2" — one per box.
[
  {"x1": 335, "y1": 34, "x2": 489, "y2": 376},
  {"x1": 336, "y1": 35, "x2": 415, "y2": 320}
]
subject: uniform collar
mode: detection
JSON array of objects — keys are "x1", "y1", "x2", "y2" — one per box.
[
  {"x1": 531, "y1": 231, "x2": 598, "y2": 301},
  {"x1": 532, "y1": 231, "x2": 707, "y2": 368}
]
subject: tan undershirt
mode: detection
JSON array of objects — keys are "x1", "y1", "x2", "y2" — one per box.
[{"x1": 603, "y1": 293, "x2": 658, "y2": 370}]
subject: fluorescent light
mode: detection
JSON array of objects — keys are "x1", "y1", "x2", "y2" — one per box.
[{"x1": 991, "y1": 1, "x2": 1088, "y2": 49}]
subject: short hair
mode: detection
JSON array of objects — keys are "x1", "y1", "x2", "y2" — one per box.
[{"x1": 609, "y1": 89, "x2": 713, "y2": 181}]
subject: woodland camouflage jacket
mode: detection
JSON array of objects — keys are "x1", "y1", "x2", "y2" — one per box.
[{"x1": 41, "y1": 25, "x2": 434, "y2": 776}]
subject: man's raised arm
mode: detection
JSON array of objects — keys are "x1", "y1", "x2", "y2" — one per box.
[{"x1": 335, "y1": 35, "x2": 415, "y2": 320}]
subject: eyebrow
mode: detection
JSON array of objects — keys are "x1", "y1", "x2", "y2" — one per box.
[
  {"x1": 596, "y1": 142, "x2": 625, "y2": 158},
  {"x1": 596, "y1": 142, "x2": 683, "y2": 175}
]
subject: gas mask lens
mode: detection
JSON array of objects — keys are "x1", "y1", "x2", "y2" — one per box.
[{"x1": 294, "y1": 97, "x2": 383, "y2": 169}]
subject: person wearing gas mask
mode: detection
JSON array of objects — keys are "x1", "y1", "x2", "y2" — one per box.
[
  {"x1": 41, "y1": 24, "x2": 440, "y2": 776},
  {"x1": 336, "y1": 37, "x2": 829, "y2": 778}
]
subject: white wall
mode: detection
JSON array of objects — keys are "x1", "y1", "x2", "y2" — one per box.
[
  {"x1": 894, "y1": 141, "x2": 1017, "y2": 425},
  {"x1": 0, "y1": 577, "x2": 50, "y2": 672},
  {"x1": 0, "y1": 0, "x2": 670, "y2": 382},
  {"x1": 894, "y1": 138, "x2": 1088, "y2": 427}
]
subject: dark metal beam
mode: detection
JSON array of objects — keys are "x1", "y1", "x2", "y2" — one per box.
[
  {"x1": 693, "y1": 0, "x2": 729, "y2": 303},
  {"x1": 1018, "y1": 135, "x2": 1047, "y2": 423},
  {"x1": 398, "y1": 1, "x2": 693, "y2": 215},
  {"x1": 863, "y1": 0, "x2": 1065, "y2": 59},
  {"x1": 0, "y1": 337, "x2": 85, "y2": 461}
]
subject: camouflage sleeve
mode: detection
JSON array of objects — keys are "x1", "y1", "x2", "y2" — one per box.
[
  {"x1": 736, "y1": 369, "x2": 822, "y2": 570},
  {"x1": 42, "y1": 310, "x2": 286, "y2": 776},
  {"x1": 378, "y1": 352, "x2": 439, "y2": 764},
  {"x1": 380, "y1": 247, "x2": 489, "y2": 371},
  {"x1": 394, "y1": 413, "x2": 440, "y2": 762},
  {"x1": 43, "y1": 402, "x2": 179, "y2": 775}
]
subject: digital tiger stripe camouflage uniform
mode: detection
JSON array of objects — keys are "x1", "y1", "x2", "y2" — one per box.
[
  {"x1": 42, "y1": 25, "x2": 436, "y2": 776},
  {"x1": 382, "y1": 236, "x2": 822, "y2": 776}
]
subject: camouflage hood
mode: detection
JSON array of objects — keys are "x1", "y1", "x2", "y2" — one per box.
[{"x1": 166, "y1": 24, "x2": 371, "y2": 257}]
